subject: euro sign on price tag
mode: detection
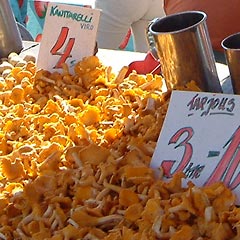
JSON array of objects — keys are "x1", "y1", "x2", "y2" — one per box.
[
  {"x1": 37, "y1": 2, "x2": 100, "y2": 74},
  {"x1": 151, "y1": 90, "x2": 240, "y2": 205}
]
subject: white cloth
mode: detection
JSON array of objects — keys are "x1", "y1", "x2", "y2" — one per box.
[{"x1": 94, "y1": 0, "x2": 165, "y2": 52}]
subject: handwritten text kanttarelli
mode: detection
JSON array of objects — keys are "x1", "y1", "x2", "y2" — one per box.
[{"x1": 50, "y1": 5, "x2": 93, "y2": 23}]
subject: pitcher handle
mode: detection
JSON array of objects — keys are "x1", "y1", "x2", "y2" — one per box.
[{"x1": 146, "y1": 18, "x2": 159, "y2": 59}]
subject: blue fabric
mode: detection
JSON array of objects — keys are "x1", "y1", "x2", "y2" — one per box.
[{"x1": 10, "y1": 0, "x2": 27, "y2": 25}]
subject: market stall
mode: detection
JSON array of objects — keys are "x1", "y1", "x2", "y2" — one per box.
[
  {"x1": 0, "y1": 45, "x2": 239, "y2": 240},
  {"x1": 0, "y1": 1, "x2": 239, "y2": 239}
]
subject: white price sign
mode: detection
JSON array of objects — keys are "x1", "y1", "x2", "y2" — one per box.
[
  {"x1": 37, "y1": 2, "x2": 100, "y2": 73},
  {"x1": 151, "y1": 90, "x2": 240, "y2": 204}
]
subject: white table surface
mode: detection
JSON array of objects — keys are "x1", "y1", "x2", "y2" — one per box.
[{"x1": 20, "y1": 41, "x2": 232, "y2": 93}]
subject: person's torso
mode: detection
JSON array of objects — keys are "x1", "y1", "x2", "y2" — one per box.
[{"x1": 164, "y1": 0, "x2": 240, "y2": 52}]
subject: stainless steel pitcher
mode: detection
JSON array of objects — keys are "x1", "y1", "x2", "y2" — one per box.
[
  {"x1": 0, "y1": 0, "x2": 23, "y2": 58},
  {"x1": 147, "y1": 11, "x2": 222, "y2": 93},
  {"x1": 222, "y1": 32, "x2": 240, "y2": 94}
]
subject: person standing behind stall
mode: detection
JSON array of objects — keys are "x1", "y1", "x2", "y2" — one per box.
[
  {"x1": 163, "y1": 0, "x2": 240, "y2": 63},
  {"x1": 94, "y1": 0, "x2": 165, "y2": 52}
]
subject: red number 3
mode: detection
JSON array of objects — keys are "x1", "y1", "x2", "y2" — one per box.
[
  {"x1": 161, "y1": 127, "x2": 193, "y2": 177},
  {"x1": 50, "y1": 27, "x2": 75, "y2": 69}
]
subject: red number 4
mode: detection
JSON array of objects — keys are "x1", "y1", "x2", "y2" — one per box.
[{"x1": 50, "y1": 27, "x2": 75, "y2": 69}]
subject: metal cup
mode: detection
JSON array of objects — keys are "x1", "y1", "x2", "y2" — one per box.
[
  {"x1": 221, "y1": 32, "x2": 240, "y2": 94},
  {"x1": 147, "y1": 11, "x2": 222, "y2": 93},
  {"x1": 0, "y1": 0, "x2": 23, "y2": 59}
]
